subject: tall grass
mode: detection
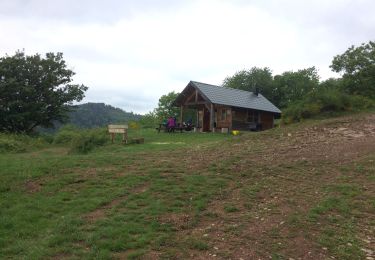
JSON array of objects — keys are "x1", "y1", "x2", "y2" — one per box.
[
  {"x1": 0, "y1": 133, "x2": 49, "y2": 153},
  {"x1": 53, "y1": 125, "x2": 109, "y2": 153}
]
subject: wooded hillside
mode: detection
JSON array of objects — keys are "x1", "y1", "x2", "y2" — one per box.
[
  {"x1": 68, "y1": 103, "x2": 142, "y2": 128},
  {"x1": 42, "y1": 103, "x2": 142, "y2": 131}
]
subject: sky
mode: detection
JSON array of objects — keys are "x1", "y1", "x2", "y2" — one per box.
[{"x1": 1, "y1": 0, "x2": 374, "y2": 114}]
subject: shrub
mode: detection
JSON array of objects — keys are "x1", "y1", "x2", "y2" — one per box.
[
  {"x1": 39, "y1": 134, "x2": 54, "y2": 144},
  {"x1": 53, "y1": 125, "x2": 81, "y2": 144},
  {"x1": 69, "y1": 128, "x2": 108, "y2": 154},
  {"x1": 52, "y1": 125, "x2": 109, "y2": 153},
  {"x1": 350, "y1": 95, "x2": 375, "y2": 110},
  {"x1": 0, "y1": 133, "x2": 48, "y2": 153},
  {"x1": 0, "y1": 137, "x2": 26, "y2": 153},
  {"x1": 282, "y1": 88, "x2": 375, "y2": 123}
]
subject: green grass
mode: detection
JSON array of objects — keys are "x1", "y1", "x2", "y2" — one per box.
[
  {"x1": 305, "y1": 161, "x2": 375, "y2": 260},
  {"x1": 0, "y1": 129, "x2": 234, "y2": 258},
  {"x1": 185, "y1": 237, "x2": 209, "y2": 250},
  {"x1": 0, "y1": 115, "x2": 374, "y2": 259},
  {"x1": 224, "y1": 204, "x2": 240, "y2": 213}
]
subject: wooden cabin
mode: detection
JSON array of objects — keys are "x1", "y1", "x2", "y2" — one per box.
[{"x1": 173, "y1": 81, "x2": 281, "y2": 132}]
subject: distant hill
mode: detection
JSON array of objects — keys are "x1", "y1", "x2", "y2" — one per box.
[
  {"x1": 39, "y1": 103, "x2": 142, "y2": 132},
  {"x1": 67, "y1": 103, "x2": 142, "y2": 128}
]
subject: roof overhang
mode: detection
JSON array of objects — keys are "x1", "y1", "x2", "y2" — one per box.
[
  {"x1": 172, "y1": 81, "x2": 211, "y2": 107},
  {"x1": 173, "y1": 81, "x2": 282, "y2": 115}
]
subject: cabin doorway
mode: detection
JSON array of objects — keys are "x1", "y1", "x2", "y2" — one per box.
[{"x1": 203, "y1": 108, "x2": 210, "y2": 132}]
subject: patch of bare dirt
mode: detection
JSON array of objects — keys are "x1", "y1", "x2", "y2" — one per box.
[
  {"x1": 158, "y1": 213, "x2": 192, "y2": 230},
  {"x1": 24, "y1": 180, "x2": 42, "y2": 193}
]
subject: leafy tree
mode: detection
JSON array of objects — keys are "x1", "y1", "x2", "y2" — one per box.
[
  {"x1": 222, "y1": 67, "x2": 274, "y2": 101},
  {"x1": 330, "y1": 41, "x2": 375, "y2": 97},
  {"x1": 139, "y1": 111, "x2": 158, "y2": 128},
  {"x1": 318, "y1": 78, "x2": 343, "y2": 91},
  {"x1": 273, "y1": 67, "x2": 319, "y2": 108},
  {"x1": 0, "y1": 51, "x2": 88, "y2": 133},
  {"x1": 222, "y1": 67, "x2": 319, "y2": 108},
  {"x1": 154, "y1": 91, "x2": 180, "y2": 120}
]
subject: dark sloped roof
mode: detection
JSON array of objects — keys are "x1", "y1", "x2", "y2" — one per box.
[{"x1": 189, "y1": 81, "x2": 281, "y2": 114}]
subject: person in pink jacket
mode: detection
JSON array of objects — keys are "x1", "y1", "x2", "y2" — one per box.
[{"x1": 167, "y1": 116, "x2": 175, "y2": 132}]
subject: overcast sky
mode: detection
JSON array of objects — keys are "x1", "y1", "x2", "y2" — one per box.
[{"x1": 1, "y1": 0, "x2": 374, "y2": 114}]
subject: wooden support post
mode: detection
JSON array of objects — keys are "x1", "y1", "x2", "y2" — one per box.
[
  {"x1": 108, "y1": 124, "x2": 128, "y2": 144},
  {"x1": 196, "y1": 109, "x2": 199, "y2": 128},
  {"x1": 180, "y1": 105, "x2": 183, "y2": 126},
  {"x1": 122, "y1": 130, "x2": 128, "y2": 144},
  {"x1": 210, "y1": 103, "x2": 215, "y2": 132},
  {"x1": 229, "y1": 108, "x2": 233, "y2": 131},
  {"x1": 195, "y1": 90, "x2": 198, "y2": 102}
]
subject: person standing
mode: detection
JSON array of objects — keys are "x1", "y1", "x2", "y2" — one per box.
[{"x1": 167, "y1": 116, "x2": 175, "y2": 132}]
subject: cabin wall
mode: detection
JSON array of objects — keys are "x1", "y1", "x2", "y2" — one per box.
[
  {"x1": 232, "y1": 108, "x2": 251, "y2": 130},
  {"x1": 260, "y1": 112, "x2": 275, "y2": 130},
  {"x1": 232, "y1": 109, "x2": 247, "y2": 128},
  {"x1": 231, "y1": 107, "x2": 276, "y2": 131},
  {"x1": 196, "y1": 106, "x2": 275, "y2": 131},
  {"x1": 215, "y1": 106, "x2": 232, "y2": 129}
]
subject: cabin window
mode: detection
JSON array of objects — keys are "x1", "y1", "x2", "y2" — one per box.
[
  {"x1": 247, "y1": 111, "x2": 254, "y2": 122},
  {"x1": 247, "y1": 111, "x2": 259, "y2": 122},
  {"x1": 255, "y1": 112, "x2": 259, "y2": 123},
  {"x1": 221, "y1": 109, "x2": 227, "y2": 120}
]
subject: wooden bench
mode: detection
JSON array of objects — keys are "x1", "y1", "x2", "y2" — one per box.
[
  {"x1": 248, "y1": 122, "x2": 262, "y2": 131},
  {"x1": 156, "y1": 124, "x2": 192, "y2": 133},
  {"x1": 156, "y1": 124, "x2": 167, "y2": 133}
]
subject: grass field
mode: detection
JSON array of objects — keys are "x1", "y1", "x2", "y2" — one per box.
[{"x1": 1, "y1": 114, "x2": 374, "y2": 259}]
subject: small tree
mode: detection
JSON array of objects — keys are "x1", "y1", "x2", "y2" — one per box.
[
  {"x1": 139, "y1": 111, "x2": 158, "y2": 128},
  {"x1": 222, "y1": 67, "x2": 275, "y2": 102},
  {"x1": 154, "y1": 91, "x2": 180, "y2": 120},
  {"x1": 273, "y1": 67, "x2": 319, "y2": 108},
  {"x1": 0, "y1": 51, "x2": 88, "y2": 133}
]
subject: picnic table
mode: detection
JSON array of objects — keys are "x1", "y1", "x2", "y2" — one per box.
[{"x1": 156, "y1": 123, "x2": 194, "y2": 133}]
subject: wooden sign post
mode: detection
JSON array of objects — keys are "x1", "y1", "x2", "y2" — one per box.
[{"x1": 108, "y1": 125, "x2": 128, "y2": 144}]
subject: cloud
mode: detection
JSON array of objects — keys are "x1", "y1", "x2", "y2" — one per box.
[{"x1": 1, "y1": 0, "x2": 374, "y2": 113}]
